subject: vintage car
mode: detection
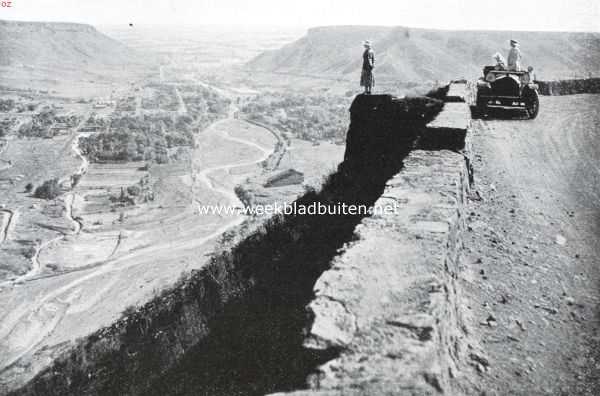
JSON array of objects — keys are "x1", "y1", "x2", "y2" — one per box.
[{"x1": 475, "y1": 66, "x2": 539, "y2": 119}]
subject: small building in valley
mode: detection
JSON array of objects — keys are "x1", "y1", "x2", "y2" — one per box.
[{"x1": 264, "y1": 168, "x2": 304, "y2": 188}]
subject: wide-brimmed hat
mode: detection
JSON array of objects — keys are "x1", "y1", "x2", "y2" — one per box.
[
  {"x1": 363, "y1": 40, "x2": 371, "y2": 47},
  {"x1": 510, "y1": 39, "x2": 519, "y2": 45}
]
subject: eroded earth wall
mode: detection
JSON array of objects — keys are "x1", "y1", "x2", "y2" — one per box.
[
  {"x1": 8, "y1": 86, "x2": 477, "y2": 396},
  {"x1": 279, "y1": 84, "x2": 474, "y2": 395},
  {"x1": 537, "y1": 78, "x2": 600, "y2": 95}
]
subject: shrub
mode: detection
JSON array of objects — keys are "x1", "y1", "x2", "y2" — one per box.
[
  {"x1": 33, "y1": 178, "x2": 61, "y2": 200},
  {"x1": 71, "y1": 173, "x2": 82, "y2": 188},
  {"x1": 122, "y1": 304, "x2": 137, "y2": 317},
  {"x1": 127, "y1": 185, "x2": 141, "y2": 196},
  {"x1": 0, "y1": 99, "x2": 15, "y2": 112},
  {"x1": 24, "y1": 182, "x2": 34, "y2": 193}
]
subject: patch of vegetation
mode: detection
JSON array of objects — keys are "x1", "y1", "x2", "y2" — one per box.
[
  {"x1": 16, "y1": 107, "x2": 80, "y2": 138},
  {"x1": 34, "y1": 178, "x2": 61, "y2": 200},
  {"x1": 17, "y1": 107, "x2": 55, "y2": 138},
  {"x1": 116, "y1": 96, "x2": 136, "y2": 112},
  {"x1": 80, "y1": 84, "x2": 230, "y2": 164},
  {"x1": 79, "y1": 114, "x2": 193, "y2": 163},
  {"x1": 178, "y1": 84, "x2": 231, "y2": 126},
  {"x1": 109, "y1": 188, "x2": 135, "y2": 206},
  {"x1": 109, "y1": 175, "x2": 154, "y2": 206},
  {"x1": 122, "y1": 304, "x2": 138, "y2": 317},
  {"x1": 0, "y1": 99, "x2": 15, "y2": 112},
  {"x1": 142, "y1": 84, "x2": 179, "y2": 111},
  {"x1": 240, "y1": 91, "x2": 351, "y2": 142},
  {"x1": 0, "y1": 119, "x2": 11, "y2": 137}
]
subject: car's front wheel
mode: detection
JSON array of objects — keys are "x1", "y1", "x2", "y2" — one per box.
[
  {"x1": 474, "y1": 93, "x2": 487, "y2": 118},
  {"x1": 524, "y1": 89, "x2": 539, "y2": 119}
]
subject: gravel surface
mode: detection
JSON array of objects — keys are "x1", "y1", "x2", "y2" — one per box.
[{"x1": 462, "y1": 95, "x2": 600, "y2": 395}]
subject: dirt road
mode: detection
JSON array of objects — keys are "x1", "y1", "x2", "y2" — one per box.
[
  {"x1": 0, "y1": 209, "x2": 15, "y2": 244},
  {"x1": 463, "y1": 94, "x2": 600, "y2": 395},
  {"x1": 195, "y1": 121, "x2": 274, "y2": 212},
  {"x1": 9, "y1": 116, "x2": 90, "y2": 285},
  {"x1": 0, "y1": 140, "x2": 12, "y2": 172}
]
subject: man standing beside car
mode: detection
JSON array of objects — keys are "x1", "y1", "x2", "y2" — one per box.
[{"x1": 507, "y1": 39, "x2": 522, "y2": 71}]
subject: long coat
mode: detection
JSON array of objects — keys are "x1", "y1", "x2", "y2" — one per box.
[
  {"x1": 360, "y1": 48, "x2": 375, "y2": 87},
  {"x1": 507, "y1": 47, "x2": 522, "y2": 71}
]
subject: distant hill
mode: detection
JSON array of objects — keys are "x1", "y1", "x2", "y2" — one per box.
[
  {"x1": 247, "y1": 26, "x2": 600, "y2": 82},
  {"x1": 0, "y1": 19, "x2": 142, "y2": 68},
  {"x1": 0, "y1": 19, "x2": 149, "y2": 94}
]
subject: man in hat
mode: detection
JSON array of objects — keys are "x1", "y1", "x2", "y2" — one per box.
[
  {"x1": 507, "y1": 39, "x2": 522, "y2": 71},
  {"x1": 360, "y1": 40, "x2": 375, "y2": 94}
]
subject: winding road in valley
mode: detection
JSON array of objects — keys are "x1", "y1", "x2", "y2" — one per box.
[
  {"x1": 0, "y1": 209, "x2": 15, "y2": 245},
  {"x1": 195, "y1": 118, "x2": 274, "y2": 211},
  {"x1": 0, "y1": 140, "x2": 12, "y2": 173},
  {"x1": 0, "y1": 83, "x2": 277, "y2": 379},
  {"x1": 8, "y1": 116, "x2": 91, "y2": 286},
  {"x1": 0, "y1": 142, "x2": 16, "y2": 248}
]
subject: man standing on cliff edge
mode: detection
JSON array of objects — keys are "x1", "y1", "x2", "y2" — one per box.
[{"x1": 360, "y1": 40, "x2": 375, "y2": 94}]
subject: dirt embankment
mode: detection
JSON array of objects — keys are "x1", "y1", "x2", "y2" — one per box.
[
  {"x1": 537, "y1": 78, "x2": 600, "y2": 95},
  {"x1": 8, "y1": 93, "x2": 453, "y2": 396}
]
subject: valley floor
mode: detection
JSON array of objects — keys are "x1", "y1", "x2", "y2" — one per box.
[
  {"x1": 0, "y1": 75, "x2": 346, "y2": 392},
  {"x1": 463, "y1": 95, "x2": 600, "y2": 395}
]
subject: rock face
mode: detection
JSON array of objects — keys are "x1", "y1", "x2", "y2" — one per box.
[
  {"x1": 278, "y1": 87, "x2": 474, "y2": 395},
  {"x1": 343, "y1": 94, "x2": 443, "y2": 175},
  {"x1": 8, "y1": 89, "x2": 475, "y2": 396},
  {"x1": 288, "y1": 150, "x2": 472, "y2": 395}
]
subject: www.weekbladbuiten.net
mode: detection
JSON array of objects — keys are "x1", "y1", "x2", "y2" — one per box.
[{"x1": 197, "y1": 201, "x2": 400, "y2": 216}]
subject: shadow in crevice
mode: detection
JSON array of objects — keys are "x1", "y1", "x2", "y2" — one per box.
[
  {"x1": 10, "y1": 95, "x2": 444, "y2": 396},
  {"x1": 143, "y1": 96, "x2": 442, "y2": 396},
  {"x1": 145, "y1": 152, "x2": 416, "y2": 395},
  {"x1": 470, "y1": 106, "x2": 531, "y2": 120}
]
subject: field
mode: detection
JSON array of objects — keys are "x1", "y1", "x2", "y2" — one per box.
[
  {"x1": 0, "y1": 134, "x2": 81, "y2": 280},
  {"x1": 0, "y1": 59, "x2": 349, "y2": 390},
  {"x1": 0, "y1": 27, "x2": 357, "y2": 389}
]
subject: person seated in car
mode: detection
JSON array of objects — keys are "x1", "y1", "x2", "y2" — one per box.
[{"x1": 493, "y1": 52, "x2": 507, "y2": 70}]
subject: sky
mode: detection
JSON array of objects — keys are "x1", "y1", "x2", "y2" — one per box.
[{"x1": 1, "y1": 0, "x2": 599, "y2": 32}]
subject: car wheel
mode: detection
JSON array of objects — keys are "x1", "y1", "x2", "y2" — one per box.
[
  {"x1": 524, "y1": 89, "x2": 539, "y2": 119},
  {"x1": 475, "y1": 94, "x2": 487, "y2": 118}
]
